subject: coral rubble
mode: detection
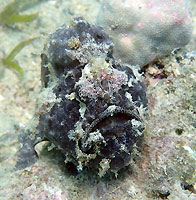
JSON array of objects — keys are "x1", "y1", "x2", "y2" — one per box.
[{"x1": 135, "y1": 50, "x2": 196, "y2": 199}]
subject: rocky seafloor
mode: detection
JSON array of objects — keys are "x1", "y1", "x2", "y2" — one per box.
[{"x1": 0, "y1": 0, "x2": 196, "y2": 199}]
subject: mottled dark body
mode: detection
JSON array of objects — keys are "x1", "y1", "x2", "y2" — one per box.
[
  {"x1": 41, "y1": 17, "x2": 113, "y2": 88},
  {"x1": 17, "y1": 18, "x2": 147, "y2": 175}
]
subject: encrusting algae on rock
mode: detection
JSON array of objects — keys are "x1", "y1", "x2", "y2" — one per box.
[
  {"x1": 16, "y1": 17, "x2": 148, "y2": 177},
  {"x1": 133, "y1": 50, "x2": 196, "y2": 199}
]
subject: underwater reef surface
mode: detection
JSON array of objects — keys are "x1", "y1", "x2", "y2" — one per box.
[
  {"x1": 97, "y1": 0, "x2": 193, "y2": 67},
  {"x1": 0, "y1": 0, "x2": 196, "y2": 199}
]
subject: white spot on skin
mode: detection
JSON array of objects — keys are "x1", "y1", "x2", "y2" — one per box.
[
  {"x1": 65, "y1": 92, "x2": 75, "y2": 100},
  {"x1": 125, "y1": 92, "x2": 134, "y2": 103},
  {"x1": 79, "y1": 101, "x2": 86, "y2": 119},
  {"x1": 106, "y1": 105, "x2": 117, "y2": 116},
  {"x1": 99, "y1": 159, "x2": 111, "y2": 177}
]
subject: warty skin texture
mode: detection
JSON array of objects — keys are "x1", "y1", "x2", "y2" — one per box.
[{"x1": 17, "y1": 18, "x2": 147, "y2": 176}]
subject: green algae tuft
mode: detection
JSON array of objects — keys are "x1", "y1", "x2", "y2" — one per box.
[
  {"x1": 0, "y1": 0, "x2": 38, "y2": 25},
  {"x1": 2, "y1": 37, "x2": 39, "y2": 79}
]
